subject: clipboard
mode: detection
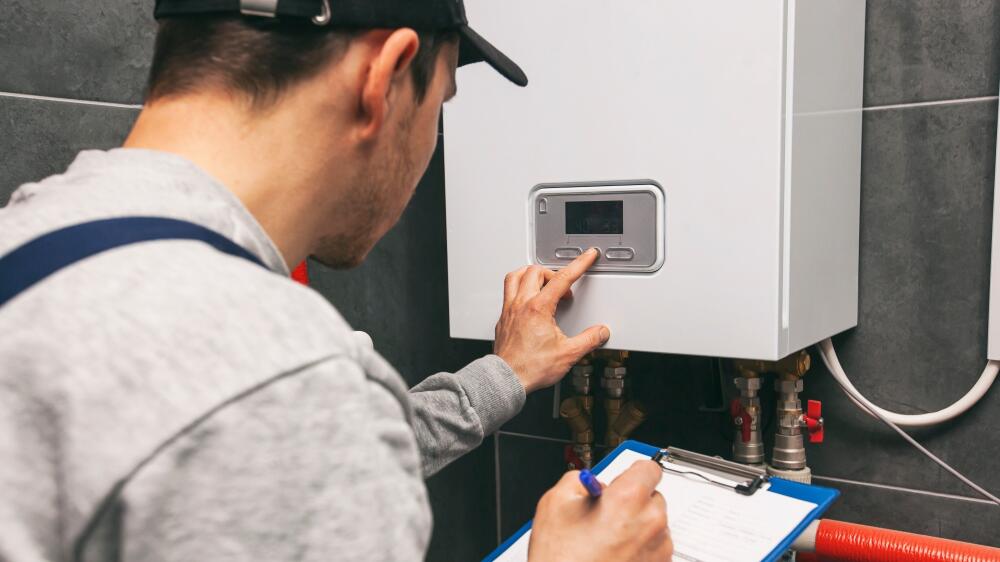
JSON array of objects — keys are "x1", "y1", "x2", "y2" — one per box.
[{"x1": 484, "y1": 440, "x2": 839, "y2": 562}]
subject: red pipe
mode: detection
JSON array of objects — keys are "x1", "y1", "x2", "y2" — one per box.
[{"x1": 796, "y1": 519, "x2": 1000, "y2": 562}]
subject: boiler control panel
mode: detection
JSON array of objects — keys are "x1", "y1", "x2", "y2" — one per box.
[{"x1": 529, "y1": 181, "x2": 665, "y2": 273}]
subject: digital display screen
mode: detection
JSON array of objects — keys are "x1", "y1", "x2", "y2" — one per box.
[{"x1": 565, "y1": 200, "x2": 624, "y2": 235}]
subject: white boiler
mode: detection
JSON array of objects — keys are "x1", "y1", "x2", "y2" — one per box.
[{"x1": 444, "y1": 0, "x2": 866, "y2": 360}]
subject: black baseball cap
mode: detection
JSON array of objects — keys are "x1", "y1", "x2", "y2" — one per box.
[{"x1": 153, "y1": 0, "x2": 528, "y2": 87}]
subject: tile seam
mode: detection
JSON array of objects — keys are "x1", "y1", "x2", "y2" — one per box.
[
  {"x1": 0, "y1": 91, "x2": 142, "y2": 109},
  {"x1": 1, "y1": 91, "x2": 996, "y2": 113},
  {"x1": 863, "y1": 96, "x2": 999, "y2": 112},
  {"x1": 494, "y1": 433, "x2": 502, "y2": 547},
  {"x1": 812, "y1": 474, "x2": 996, "y2": 506},
  {"x1": 495, "y1": 433, "x2": 996, "y2": 506},
  {"x1": 498, "y1": 430, "x2": 572, "y2": 444}
]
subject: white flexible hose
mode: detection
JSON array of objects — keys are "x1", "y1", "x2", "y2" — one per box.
[
  {"x1": 817, "y1": 338, "x2": 999, "y2": 427},
  {"x1": 816, "y1": 338, "x2": 1000, "y2": 506}
]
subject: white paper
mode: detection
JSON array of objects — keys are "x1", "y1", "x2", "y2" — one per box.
[{"x1": 492, "y1": 450, "x2": 816, "y2": 562}]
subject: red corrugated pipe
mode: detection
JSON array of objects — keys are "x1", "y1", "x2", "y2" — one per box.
[{"x1": 795, "y1": 519, "x2": 1000, "y2": 562}]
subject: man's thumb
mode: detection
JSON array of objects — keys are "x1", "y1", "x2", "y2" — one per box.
[{"x1": 568, "y1": 324, "x2": 611, "y2": 356}]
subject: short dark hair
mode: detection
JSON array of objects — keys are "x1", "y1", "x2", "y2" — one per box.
[{"x1": 146, "y1": 17, "x2": 456, "y2": 108}]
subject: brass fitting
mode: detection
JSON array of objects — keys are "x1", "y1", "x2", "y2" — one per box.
[
  {"x1": 607, "y1": 400, "x2": 648, "y2": 447},
  {"x1": 571, "y1": 362, "x2": 595, "y2": 396},
  {"x1": 573, "y1": 444, "x2": 594, "y2": 469},
  {"x1": 560, "y1": 397, "x2": 593, "y2": 445},
  {"x1": 594, "y1": 349, "x2": 630, "y2": 366},
  {"x1": 733, "y1": 350, "x2": 810, "y2": 379},
  {"x1": 604, "y1": 397, "x2": 623, "y2": 431}
]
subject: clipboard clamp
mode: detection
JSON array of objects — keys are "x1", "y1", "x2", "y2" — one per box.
[{"x1": 652, "y1": 447, "x2": 769, "y2": 496}]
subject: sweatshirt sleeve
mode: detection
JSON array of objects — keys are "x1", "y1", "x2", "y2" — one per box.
[{"x1": 408, "y1": 355, "x2": 526, "y2": 477}]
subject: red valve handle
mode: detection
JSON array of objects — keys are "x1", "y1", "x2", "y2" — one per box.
[
  {"x1": 730, "y1": 399, "x2": 753, "y2": 443},
  {"x1": 564, "y1": 445, "x2": 585, "y2": 470},
  {"x1": 804, "y1": 399, "x2": 824, "y2": 444},
  {"x1": 292, "y1": 261, "x2": 309, "y2": 285}
]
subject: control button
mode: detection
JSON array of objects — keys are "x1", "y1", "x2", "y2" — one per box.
[
  {"x1": 538, "y1": 198, "x2": 548, "y2": 214},
  {"x1": 555, "y1": 247, "x2": 583, "y2": 260},
  {"x1": 605, "y1": 247, "x2": 635, "y2": 261}
]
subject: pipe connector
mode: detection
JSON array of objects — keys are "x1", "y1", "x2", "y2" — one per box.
[
  {"x1": 734, "y1": 375, "x2": 763, "y2": 393},
  {"x1": 559, "y1": 397, "x2": 594, "y2": 445},
  {"x1": 601, "y1": 365, "x2": 627, "y2": 399},
  {"x1": 607, "y1": 400, "x2": 648, "y2": 447},
  {"x1": 571, "y1": 363, "x2": 595, "y2": 396},
  {"x1": 594, "y1": 350, "x2": 629, "y2": 365},
  {"x1": 732, "y1": 374, "x2": 765, "y2": 465},
  {"x1": 573, "y1": 444, "x2": 594, "y2": 470},
  {"x1": 605, "y1": 397, "x2": 623, "y2": 429},
  {"x1": 733, "y1": 350, "x2": 811, "y2": 379}
]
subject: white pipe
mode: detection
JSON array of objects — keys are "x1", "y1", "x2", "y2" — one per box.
[{"x1": 817, "y1": 338, "x2": 999, "y2": 428}]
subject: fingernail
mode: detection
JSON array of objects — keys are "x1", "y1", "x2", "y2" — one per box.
[
  {"x1": 600, "y1": 327, "x2": 611, "y2": 343},
  {"x1": 588, "y1": 247, "x2": 600, "y2": 256}
]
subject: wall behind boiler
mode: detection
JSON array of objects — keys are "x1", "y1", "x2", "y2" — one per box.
[{"x1": 1, "y1": 0, "x2": 999, "y2": 557}]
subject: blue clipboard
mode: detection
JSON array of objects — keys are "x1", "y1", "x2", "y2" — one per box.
[{"x1": 484, "y1": 440, "x2": 839, "y2": 562}]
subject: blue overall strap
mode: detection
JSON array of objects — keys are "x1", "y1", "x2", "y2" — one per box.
[{"x1": 0, "y1": 216, "x2": 269, "y2": 308}]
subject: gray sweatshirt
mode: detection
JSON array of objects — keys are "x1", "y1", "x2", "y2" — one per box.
[{"x1": 0, "y1": 149, "x2": 526, "y2": 562}]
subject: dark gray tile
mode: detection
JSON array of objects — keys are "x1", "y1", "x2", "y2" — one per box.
[
  {"x1": 817, "y1": 478, "x2": 1000, "y2": 547},
  {"x1": 497, "y1": 438, "x2": 1000, "y2": 552},
  {"x1": 3, "y1": 1, "x2": 1000, "y2": 109},
  {"x1": 497, "y1": 434, "x2": 574, "y2": 540},
  {"x1": 502, "y1": 100, "x2": 1000, "y2": 497},
  {"x1": 864, "y1": 0, "x2": 1000, "y2": 106},
  {"x1": 500, "y1": 381, "x2": 564, "y2": 439},
  {"x1": 622, "y1": 354, "x2": 740, "y2": 460},
  {"x1": 425, "y1": 435, "x2": 497, "y2": 562},
  {"x1": 803, "y1": 99, "x2": 1000, "y2": 496},
  {"x1": 504, "y1": 101, "x2": 1000, "y2": 501},
  {"x1": 308, "y1": 134, "x2": 499, "y2": 560},
  {"x1": 0, "y1": 1, "x2": 156, "y2": 104},
  {"x1": 502, "y1": 352, "x2": 734, "y2": 458},
  {"x1": 0, "y1": 97, "x2": 138, "y2": 206}
]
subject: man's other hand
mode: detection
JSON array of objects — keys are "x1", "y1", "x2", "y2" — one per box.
[
  {"x1": 528, "y1": 461, "x2": 673, "y2": 562},
  {"x1": 494, "y1": 249, "x2": 610, "y2": 393}
]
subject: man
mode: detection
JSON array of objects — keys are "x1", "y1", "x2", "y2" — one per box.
[{"x1": 0, "y1": 0, "x2": 671, "y2": 560}]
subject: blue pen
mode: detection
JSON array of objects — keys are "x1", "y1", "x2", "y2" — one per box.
[{"x1": 579, "y1": 469, "x2": 603, "y2": 498}]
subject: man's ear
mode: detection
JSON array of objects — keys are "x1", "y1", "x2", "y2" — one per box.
[{"x1": 358, "y1": 28, "x2": 420, "y2": 141}]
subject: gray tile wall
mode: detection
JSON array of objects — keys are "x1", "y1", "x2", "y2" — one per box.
[{"x1": 2, "y1": 0, "x2": 999, "y2": 559}]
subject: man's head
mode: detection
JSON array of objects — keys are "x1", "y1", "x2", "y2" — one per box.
[
  {"x1": 143, "y1": 17, "x2": 458, "y2": 268},
  {"x1": 132, "y1": 1, "x2": 524, "y2": 269}
]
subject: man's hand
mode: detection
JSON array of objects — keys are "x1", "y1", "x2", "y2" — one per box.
[
  {"x1": 529, "y1": 461, "x2": 673, "y2": 562},
  {"x1": 494, "y1": 249, "x2": 610, "y2": 393}
]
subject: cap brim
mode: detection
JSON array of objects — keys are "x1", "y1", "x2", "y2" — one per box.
[{"x1": 457, "y1": 26, "x2": 528, "y2": 87}]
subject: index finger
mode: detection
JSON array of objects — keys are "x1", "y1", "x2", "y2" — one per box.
[
  {"x1": 605, "y1": 460, "x2": 662, "y2": 500},
  {"x1": 538, "y1": 248, "x2": 599, "y2": 307},
  {"x1": 552, "y1": 470, "x2": 590, "y2": 499}
]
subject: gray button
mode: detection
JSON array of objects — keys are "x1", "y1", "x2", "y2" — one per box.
[
  {"x1": 605, "y1": 247, "x2": 635, "y2": 261},
  {"x1": 555, "y1": 247, "x2": 583, "y2": 260},
  {"x1": 538, "y1": 197, "x2": 548, "y2": 214}
]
